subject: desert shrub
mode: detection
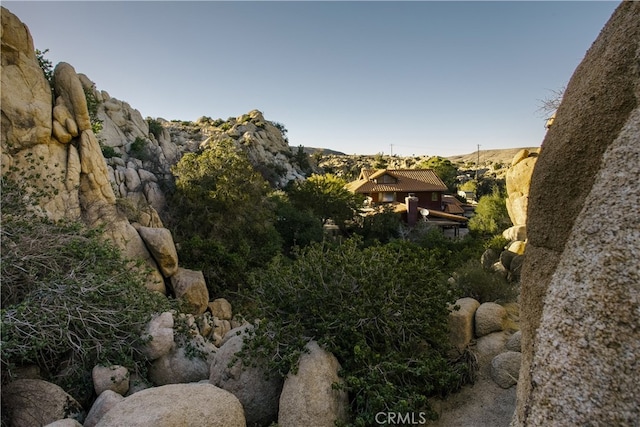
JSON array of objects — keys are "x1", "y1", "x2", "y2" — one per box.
[
  {"x1": 129, "y1": 136, "x2": 148, "y2": 159},
  {"x1": 451, "y1": 259, "x2": 518, "y2": 304},
  {"x1": 147, "y1": 118, "x2": 163, "y2": 139},
  {"x1": 83, "y1": 87, "x2": 103, "y2": 135},
  {"x1": 238, "y1": 237, "x2": 468, "y2": 425},
  {"x1": 100, "y1": 144, "x2": 119, "y2": 158},
  {"x1": 35, "y1": 48, "x2": 54, "y2": 87},
  {"x1": 352, "y1": 204, "x2": 402, "y2": 246},
  {"x1": 1, "y1": 177, "x2": 172, "y2": 400},
  {"x1": 468, "y1": 188, "x2": 511, "y2": 235}
]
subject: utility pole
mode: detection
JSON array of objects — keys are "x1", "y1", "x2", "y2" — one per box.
[{"x1": 475, "y1": 144, "x2": 481, "y2": 180}]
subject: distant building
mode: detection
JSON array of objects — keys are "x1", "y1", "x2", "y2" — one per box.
[{"x1": 346, "y1": 169, "x2": 468, "y2": 232}]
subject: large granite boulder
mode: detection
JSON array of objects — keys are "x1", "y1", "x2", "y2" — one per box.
[
  {"x1": 514, "y1": 2, "x2": 640, "y2": 425},
  {"x1": 0, "y1": 7, "x2": 52, "y2": 152},
  {"x1": 1, "y1": 379, "x2": 84, "y2": 427},
  {"x1": 278, "y1": 340, "x2": 349, "y2": 427},
  {"x1": 209, "y1": 329, "x2": 283, "y2": 426},
  {"x1": 94, "y1": 383, "x2": 245, "y2": 427}
]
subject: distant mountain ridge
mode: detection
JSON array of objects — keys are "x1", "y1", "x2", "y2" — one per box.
[{"x1": 446, "y1": 147, "x2": 540, "y2": 166}]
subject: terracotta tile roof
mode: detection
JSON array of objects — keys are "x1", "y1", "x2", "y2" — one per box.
[
  {"x1": 442, "y1": 195, "x2": 465, "y2": 214},
  {"x1": 346, "y1": 169, "x2": 448, "y2": 194}
]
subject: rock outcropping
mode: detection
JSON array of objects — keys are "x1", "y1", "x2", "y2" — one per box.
[{"x1": 514, "y1": 2, "x2": 640, "y2": 425}]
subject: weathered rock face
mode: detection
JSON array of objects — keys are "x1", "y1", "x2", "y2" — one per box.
[
  {"x1": 505, "y1": 149, "x2": 537, "y2": 228},
  {"x1": 0, "y1": 7, "x2": 52, "y2": 153},
  {"x1": 0, "y1": 7, "x2": 168, "y2": 293},
  {"x1": 514, "y1": 2, "x2": 640, "y2": 425}
]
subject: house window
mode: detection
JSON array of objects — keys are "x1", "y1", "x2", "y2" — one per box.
[
  {"x1": 381, "y1": 192, "x2": 395, "y2": 203},
  {"x1": 431, "y1": 192, "x2": 439, "y2": 202}
]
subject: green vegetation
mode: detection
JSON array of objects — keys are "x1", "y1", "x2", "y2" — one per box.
[
  {"x1": 469, "y1": 188, "x2": 511, "y2": 235},
  {"x1": 129, "y1": 136, "x2": 148, "y2": 159},
  {"x1": 147, "y1": 118, "x2": 163, "y2": 139},
  {"x1": 0, "y1": 177, "x2": 171, "y2": 401},
  {"x1": 35, "y1": 48, "x2": 54, "y2": 87},
  {"x1": 417, "y1": 156, "x2": 458, "y2": 193},
  {"x1": 83, "y1": 86, "x2": 103, "y2": 135},
  {"x1": 167, "y1": 139, "x2": 282, "y2": 294},
  {"x1": 239, "y1": 237, "x2": 469, "y2": 425},
  {"x1": 101, "y1": 144, "x2": 119, "y2": 158},
  {"x1": 451, "y1": 260, "x2": 518, "y2": 303},
  {"x1": 286, "y1": 174, "x2": 363, "y2": 231}
]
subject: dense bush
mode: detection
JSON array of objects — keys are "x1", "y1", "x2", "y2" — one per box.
[
  {"x1": 167, "y1": 139, "x2": 282, "y2": 293},
  {"x1": 468, "y1": 189, "x2": 511, "y2": 235},
  {"x1": 0, "y1": 177, "x2": 171, "y2": 401},
  {"x1": 238, "y1": 237, "x2": 469, "y2": 425},
  {"x1": 147, "y1": 118, "x2": 163, "y2": 139},
  {"x1": 451, "y1": 259, "x2": 518, "y2": 303},
  {"x1": 285, "y1": 174, "x2": 363, "y2": 231}
]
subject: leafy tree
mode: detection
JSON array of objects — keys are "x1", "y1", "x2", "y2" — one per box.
[
  {"x1": 286, "y1": 174, "x2": 363, "y2": 231},
  {"x1": 353, "y1": 203, "x2": 402, "y2": 245},
  {"x1": 468, "y1": 188, "x2": 511, "y2": 235},
  {"x1": 475, "y1": 176, "x2": 506, "y2": 199},
  {"x1": 417, "y1": 156, "x2": 458, "y2": 192},
  {"x1": 238, "y1": 237, "x2": 468, "y2": 425},
  {"x1": 269, "y1": 191, "x2": 324, "y2": 255},
  {"x1": 167, "y1": 139, "x2": 282, "y2": 293},
  {"x1": 293, "y1": 145, "x2": 312, "y2": 175}
]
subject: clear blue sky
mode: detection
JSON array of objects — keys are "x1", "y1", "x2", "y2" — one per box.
[{"x1": 5, "y1": 1, "x2": 619, "y2": 157}]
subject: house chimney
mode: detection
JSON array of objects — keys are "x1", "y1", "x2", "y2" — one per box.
[{"x1": 405, "y1": 194, "x2": 419, "y2": 227}]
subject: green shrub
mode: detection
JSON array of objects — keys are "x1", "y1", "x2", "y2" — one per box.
[
  {"x1": 468, "y1": 189, "x2": 511, "y2": 235},
  {"x1": 452, "y1": 260, "x2": 518, "y2": 304},
  {"x1": 100, "y1": 144, "x2": 119, "y2": 158},
  {"x1": 129, "y1": 137, "x2": 148, "y2": 159},
  {"x1": 238, "y1": 237, "x2": 469, "y2": 425},
  {"x1": 147, "y1": 119, "x2": 163, "y2": 139},
  {"x1": 83, "y1": 87, "x2": 103, "y2": 135},
  {"x1": 35, "y1": 48, "x2": 54, "y2": 87},
  {"x1": 1, "y1": 177, "x2": 172, "y2": 400}
]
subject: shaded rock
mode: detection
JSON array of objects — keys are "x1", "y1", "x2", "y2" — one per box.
[
  {"x1": 149, "y1": 341, "x2": 213, "y2": 386},
  {"x1": 475, "y1": 303, "x2": 507, "y2": 337},
  {"x1": 499, "y1": 250, "x2": 517, "y2": 270},
  {"x1": 83, "y1": 390, "x2": 124, "y2": 427},
  {"x1": 505, "y1": 330, "x2": 522, "y2": 352},
  {"x1": 448, "y1": 297, "x2": 481, "y2": 352},
  {"x1": 140, "y1": 312, "x2": 174, "y2": 360},
  {"x1": 515, "y1": 3, "x2": 640, "y2": 425},
  {"x1": 44, "y1": 420, "x2": 83, "y2": 427},
  {"x1": 209, "y1": 329, "x2": 283, "y2": 426},
  {"x1": 1, "y1": 379, "x2": 84, "y2": 427},
  {"x1": 278, "y1": 341, "x2": 349, "y2": 427},
  {"x1": 481, "y1": 248, "x2": 499, "y2": 270},
  {"x1": 209, "y1": 298, "x2": 233, "y2": 320},
  {"x1": 136, "y1": 226, "x2": 179, "y2": 277},
  {"x1": 491, "y1": 351, "x2": 522, "y2": 389},
  {"x1": 169, "y1": 268, "x2": 209, "y2": 314},
  {"x1": 475, "y1": 331, "x2": 510, "y2": 370},
  {"x1": 94, "y1": 383, "x2": 245, "y2": 427},
  {"x1": 92, "y1": 365, "x2": 129, "y2": 396}
]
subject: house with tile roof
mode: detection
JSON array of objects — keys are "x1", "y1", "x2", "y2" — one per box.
[{"x1": 346, "y1": 169, "x2": 468, "y2": 229}]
